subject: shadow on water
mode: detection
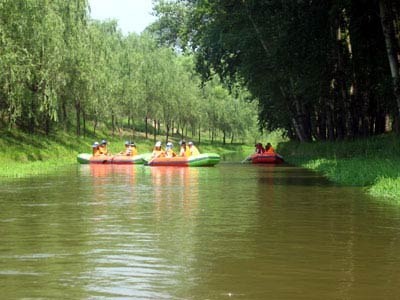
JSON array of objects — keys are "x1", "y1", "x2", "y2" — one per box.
[
  {"x1": 222, "y1": 151, "x2": 334, "y2": 187},
  {"x1": 220, "y1": 151, "x2": 249, "y2": 163}
]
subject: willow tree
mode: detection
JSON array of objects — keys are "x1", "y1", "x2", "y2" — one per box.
[
  {"x1": 0, "y1": 1, "x2": 31, "y2": 128},
  {"x1": 0, "y1": 0, "x2": 92, "y2": 134},
  {"x1": 85, "y1": 20, "x2": 124, "y2": 136},
  {"x1": 0, "y1": 0, "x2": 261, "y2": 143},
  {"x1": 59, "y1": 0, "x2": 90, "y2": 135},
  {"x1": 0, "y1": 0, "x2": 67, "y2": 134},
  {"x1": 118, "y1": 33, "x2": 145, "y2": 135}
]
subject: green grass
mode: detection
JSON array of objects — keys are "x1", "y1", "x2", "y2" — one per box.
[
  {"x1": 4, "y1": 127, "x2": 399, "y2": 201},
  {"x1": 0, "y1": 130, "x2": 88, "y2": 178},
  {"x1": 0, "y1": 129, "x2": 250, "y2": 178},
  {"x1": 278, "y1": 134, "x2": 400, "y2": 201}
]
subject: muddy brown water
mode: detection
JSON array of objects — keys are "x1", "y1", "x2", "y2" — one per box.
[{"x1": 1, "y1": 161, "x2": 399, "y2": 299}]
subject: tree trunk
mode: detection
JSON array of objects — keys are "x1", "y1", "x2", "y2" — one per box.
[
  {"x1": 379, "y1": 0, "x2": 400, "y2": 131},
  {"x1": 93, "y1": 118, "x2": 98, "y2": 136},
  {"x1": 45, "y1": 116, "x2": 50, "y2": 135},
  {"x1": 153, "y1": 119, "x2": 157, "y2": 142},
  {"x1": 83, "y1": 110, "x2": 86, "y2": 137},
  {"x1": 333, "y1": 9, "x2": 351, "y2": 139},
  {"x1": 291, "y1": 96, "x2": 312, "y2": 142},
  {"x1": 166, "y1": 122, "x2": 170, "y2": 142},
  {"x1": 145, "y1": 116, "x2": 148, "y2": 139},
  {"x1": 198, "y1": 124, "x2": 201, "y2": 144},
  {"x1": 111, "y1": 112, "x2": 115, "y2": 137},
  {"x1": 62, "y1": 98, "x2": 68, "y2": 131},
  {"x1": 243, "y1": 1, "x2": 270, "y2": 56},
  {"x1": 326, "y1": 99, "x2": 335, "y2": 141},
  {"x1": 75, "y1": 98, "x2": 81, "y2": 136}
]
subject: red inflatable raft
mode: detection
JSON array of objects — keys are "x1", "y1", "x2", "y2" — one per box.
[{"x1": 245, "y1": 153, "x2": 284, "y2": 164}]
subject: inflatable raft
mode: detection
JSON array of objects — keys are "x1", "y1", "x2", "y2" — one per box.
[
  {"x1": 245, "y1": 153, "x2": 284, "y2": 164},
  {"x1": 77, "y1": 153, "x2": 151, "y2": 164},
  {"x1": 145, "y1": 153, "x2": 220, "y2": 167}
]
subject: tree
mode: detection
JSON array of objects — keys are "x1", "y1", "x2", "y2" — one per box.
[{"x1": 151, "y1": 0, "x2": 400, "y2": 141}]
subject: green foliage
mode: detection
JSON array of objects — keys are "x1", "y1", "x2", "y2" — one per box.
[
  {"x1": 0, "y1": 0, "x2": 260, "y2": 144},
  {"x1": 370, "y1": 177, "x2": 400, "y2": 201},
  {"x1": 151, "y1": 0, "x2": 400, "y2": 142},
  {"x1": 0, "y1": 128, "x2": 246, "y2": 178}
]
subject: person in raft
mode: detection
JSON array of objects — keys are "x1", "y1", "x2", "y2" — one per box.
[
  {"x1": 254, "y1": 143, "x2": 265, "y2": 154},
  {"x1": 152, "y1": 141, "x2": 165, "y2": 158},
  {"x1": 165, "y1": 142, "x2": 177, "y2": 158},
  {"x1": 92, "y1": 142, "x2": 101, "y2": 156},
  {"x1": 264, "y1": 142, "x2": 276, "y2": 154},
  {"x1": 99, "y1": 139, "x2": 109, "y2": 155},
  {"x1": 179, "y1": 140, "x2": 191, "y2": 157},
  {"x1": 119, "y1": 141, "x2": 137, "y2": 156},
  {"x1": 188, "y1": 141, "x2": 200, "y2": 156},
  {"x1": 129, "y1": 142, "x2": 138, "y2": 156}
]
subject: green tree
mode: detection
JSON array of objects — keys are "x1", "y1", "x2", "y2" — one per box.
[{"x1": 152, "y1": 0, "x2": 400, "y2": 141}]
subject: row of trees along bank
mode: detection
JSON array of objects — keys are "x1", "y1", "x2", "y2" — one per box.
[
  {"x1": 0, "y1": 0, "x2": 259, "y2": 144},
  {"x1": 150, "y1": 0, "x2": 400, "y2": 142}
]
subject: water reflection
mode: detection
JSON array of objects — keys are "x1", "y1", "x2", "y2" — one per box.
[
  {"x1": 150, "y1": 167, "x2": 199, "y2": 220},
  {"x1": 1, "y1": 164, "x2": 400, "y2": 299},
  {"x1": 76, "y1": 165, "x2": 203, "y2": 298},
  {"x1": 88, "y1": 164, "x2": 137, "y2": 178}
]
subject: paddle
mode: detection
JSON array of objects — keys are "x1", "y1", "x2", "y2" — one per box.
[
  {"x1": 241, "y1": 155, "x2": 252, "y2": 163},
  {"x1": 144, "y1": 151, "x2": 162, "y2": 165},
  {"x1": 102, "y1": 154, "x2": 112, "y2": 164}
]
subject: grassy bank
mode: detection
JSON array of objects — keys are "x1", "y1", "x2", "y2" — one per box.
[
  {"x1": 0, "y1": 129, "x2": 249, "y2": 178},
  {"x1": 278, "y1": 134, "x2": 400, "y2": 200}
]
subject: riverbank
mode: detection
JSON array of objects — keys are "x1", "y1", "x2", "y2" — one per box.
[
  {"x1": 3, "y1": 129, "x2": 399, "y2": 199},
  {"x1": 0, "y1": 130, "x2": 250, "y2": 178},
  {"x1": 278, "y1": 134, "x2": 400, "y2": 200}
]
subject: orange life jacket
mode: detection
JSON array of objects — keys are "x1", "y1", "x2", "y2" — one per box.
[
  {"x1": 92, "y1": 148, "x2": 101, "y2": 156},
  {"x1": 99, "y1": 145, "x2": 108, "y2": 155},
  {"x1": 265, "y1": 147, "x2": 275, "y2": 154}
]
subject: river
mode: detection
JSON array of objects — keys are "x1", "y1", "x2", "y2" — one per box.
[{"x1": 1, "y1": 161, "x2": 400, "y2": 299}]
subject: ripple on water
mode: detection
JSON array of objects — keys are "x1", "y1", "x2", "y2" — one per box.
[{"x1": 1, "y1": 164, "x2": 400, "y2": 299}]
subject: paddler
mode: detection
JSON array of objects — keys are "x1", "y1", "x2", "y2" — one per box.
[
  {"x1": 264, "y1": 142, "x2": 276, "y2": 154},
  {"x1": 152, "y1": 141, "x2": 165, "y2": 158},
  {"x1": 188, "y1": 141, "x2": 200, "y2": 156},
  {"x1": 255, "y1": 143, "x2": 265, "y2": 154},
  {"x1": 92, "y1": 142, "x2": 101, "y2": 156},
  {"x1": 119, "y1": 141, "x2": 137, "y2": 156},
  {"x1": 179, "y1": 140, "x2": 190, "y2": 157},
  {"x1": 165, "y1": 142, "x2": 177, "y2": 158},
  {"x1": 99, "y1": 139, "x2": 109, "y2": 155}
]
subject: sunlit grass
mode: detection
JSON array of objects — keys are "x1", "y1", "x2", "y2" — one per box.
[
  {"x1": 0, "y1": 130, "x2": 85, "y2": 178},
  {"x1": 0, "y1": 129, "x2": 250, "y2": 179},
  {"x1": 369, "y1": 177, "x2": 400, "y2": 200},
  {"x1": 0, "y1": 159, "x2": 74, "y2": 178},
  {"x1": 278, "y1": 134, "x2": 400, "y2": 200}
]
